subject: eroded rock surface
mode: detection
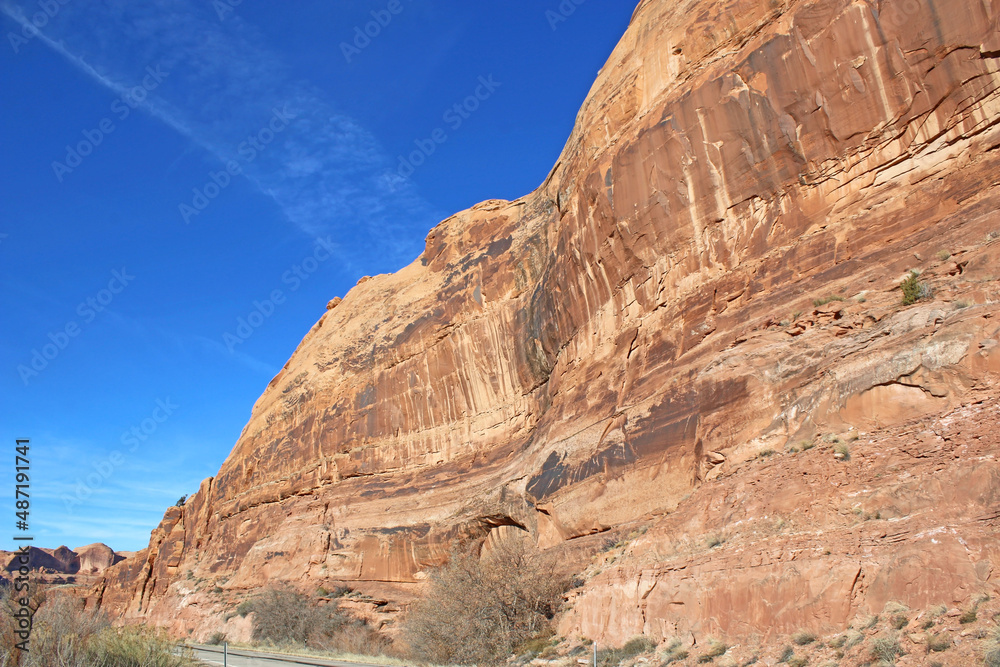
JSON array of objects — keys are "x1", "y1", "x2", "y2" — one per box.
[{"x1": 92, "y1": 0, "x2": 1000, "y2": 644}]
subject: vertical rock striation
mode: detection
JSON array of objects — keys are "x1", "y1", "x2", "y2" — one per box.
[{"x1": 95, "y1": 0, "x2": 1000, "y2": 642}]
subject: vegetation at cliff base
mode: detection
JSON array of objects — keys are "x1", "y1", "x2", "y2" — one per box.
[
  {"x1": 245, "y1": 586, "x2": 392, "y2": 655},
  {"x1": 0, "y1": 586, "x2": 197, "y2": 667},
  {"x1": 403, "y1": 536, "x2": 568, "y2": 665}
]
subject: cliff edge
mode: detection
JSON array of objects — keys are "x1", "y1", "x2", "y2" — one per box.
[{"x1": 92, "y1": 0, "x2": 1000, "y2": 647}]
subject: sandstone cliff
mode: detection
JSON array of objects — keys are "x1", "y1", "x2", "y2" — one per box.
[{"x1": 93, "y1": 0, "x2": 1000, "y2": 648}]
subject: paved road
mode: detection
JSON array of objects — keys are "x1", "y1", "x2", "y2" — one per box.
[{"x1": 186, "y1": 644, "x2": 392, "y2": 667}]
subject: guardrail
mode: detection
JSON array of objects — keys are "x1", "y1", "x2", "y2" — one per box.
[{"x1": 184, "y1": 643, "x2": 389, "y2": 667}]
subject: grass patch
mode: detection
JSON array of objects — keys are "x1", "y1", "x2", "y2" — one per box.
[
  {"x1": 870, "y1": 634, "x2": 902, "y2": 663},
  {"x1": 834, "y1": 443, "x2": 851, "y2": 461},
  {"x1": 706, "y1": 534, "x2": 725, "y2": 549},
  {"x1": 661, "y1": 638, "x2": 688, "y2": 664},
  {"x1": 845, "y1": 630, "x2": 865, "y2": 648},
  {"x1": 596, "y1": 636, "x2": 657, "y2": 667},
  {"x1": 791, "y1": 631, "x2": 816, "y2": 646},
  {"x1": 927, "y1": 633, "x2": 951, "y2": 652},
  {"x1": 696, "y1": 639, "x2": 728, "y2": 663},
  {"x1": 813, "y1": 295, "x2": 845, "y2": 307}
]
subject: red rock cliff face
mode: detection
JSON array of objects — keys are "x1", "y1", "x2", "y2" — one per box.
[{"x1": 94, "y1": 0, "x2": 1000, "y2": 644}]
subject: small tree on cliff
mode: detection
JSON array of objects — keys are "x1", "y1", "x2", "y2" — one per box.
[{"x1": 404, "y1": 536, "x2": 566, "y2": 664}]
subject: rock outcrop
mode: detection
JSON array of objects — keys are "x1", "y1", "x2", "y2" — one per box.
[
  {"x1": 93, "y1": 0, "x2": 1000, "y2": 646},
  {"x1": 2, "y1": 543, "x2": 125, "y2": 586}
]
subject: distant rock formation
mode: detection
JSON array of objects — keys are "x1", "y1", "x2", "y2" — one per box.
[
  {"x1": 2, "y1": 543, "x2": 124, "y2": 585},
  {"x1": 92, "y1": 0, "x2": 1000, "y2": 646}
]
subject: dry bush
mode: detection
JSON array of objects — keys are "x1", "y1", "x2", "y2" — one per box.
[
  {"x1": 248, "y1": 586, "x2": 392, "y2": 656},
  {"x1": 597, "y1": 636, "x2": 657, "y2": 666},
  {"x1": 870, "y1": 634, "x2": 902, "y2": 663},
  {"x1": 0, "y1": 585, "x2": 193, "y2": 667},
  {"x1": 321, "y1": 622, "x2": 394, "y2": 656},
  {"x1": 404, "y1": 536, "x2": 567, "y2": 665},
  {"x1": 249, "y1": 587, "x2": 346, "y2": 647}
]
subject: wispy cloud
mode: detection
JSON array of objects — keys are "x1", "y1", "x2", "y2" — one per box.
[{"x1": 1, "y1": 0, "x2": 440, "y2": 270}]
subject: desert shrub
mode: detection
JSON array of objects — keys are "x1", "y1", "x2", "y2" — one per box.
[
  {"x1": 404, "y1": 537, "x2": 567, "y2": 665},
  {"x1": 661, "y1": 638, "x2": 688, "y2": 664},
  {"x1": 206, "y1": 632, "x2": 227, "y2": 646},
  {"x1": 900, "y1": 271, "x2": 931, "y2": 306},
  {"x1": 248, "y1": 587, "x2": 346, "y2": 647},
  {"x1": 0, "y1": 586, "x2": 194, "y2": 667},
  {"x1": 959, "y1": 607, "x2": 978, "y2": 624},
  {"x1": 926, "y1": 633, "x2": 950, "y2": 652},
  {"x1": 827, "y1": 635, "x2": 846, "y2": 649},
  {"x1": 85, "y1": 626, "x2": 195, "y2": 667},
  {"x1": 596, "y1": 636, "x2": 657, "y2": 666},
  {"x1": 859, "y1": 614, "x2": 880, "y2": 630},
  {"x1": 321, "y1": 622, "x2": 394, "y2": 656},
  {"x1": 985, "y1": 644, "x2": 1000, "y2": 667},
  {"x1": 695, "y1": 639, "x2": 728, "y2": 663},
  {"x1": 520, "y1": 632, "x2": 554, "y2": 656},
  {"x1": 870, "y1": 634, "x2": 902, "y2": 663},
  {"x1": 778, "y1": 645, "x2": 794, "y2": 662},
  {"x1": 813, "y1": 295, "x2": 845, "y2": 307},
  {"x1": 844, "y1": 630, "x2": 865, "y2": 648},
  {"x1": 890, "y1": 613, "x2": 908, "y2": 630},
  {"x1": 787, "y1": 657, "x2": 808, "y2": 667},
  {"x1": 834, "y1": 443, "x2": 851, "y2": 461},
  {"x1": 792, "y1": 631, "x2": 816, "y2": 645}
]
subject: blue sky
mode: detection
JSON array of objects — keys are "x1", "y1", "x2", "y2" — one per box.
[{"x1": 0, "y1": 1, "x2": 635, "y2": 553}]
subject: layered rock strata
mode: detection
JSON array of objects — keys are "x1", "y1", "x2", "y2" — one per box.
[{"x1": 93, "y1": 0, "x2": 1000, "y2": 643}]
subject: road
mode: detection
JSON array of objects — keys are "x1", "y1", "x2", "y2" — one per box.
[{"x1": 185, "y1": 644, "x2": 392, "y2": 667}]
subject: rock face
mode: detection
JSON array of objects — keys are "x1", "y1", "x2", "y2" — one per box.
[{"x1": 93, "y1": 0, "x2": 1000, "y2": 645}]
